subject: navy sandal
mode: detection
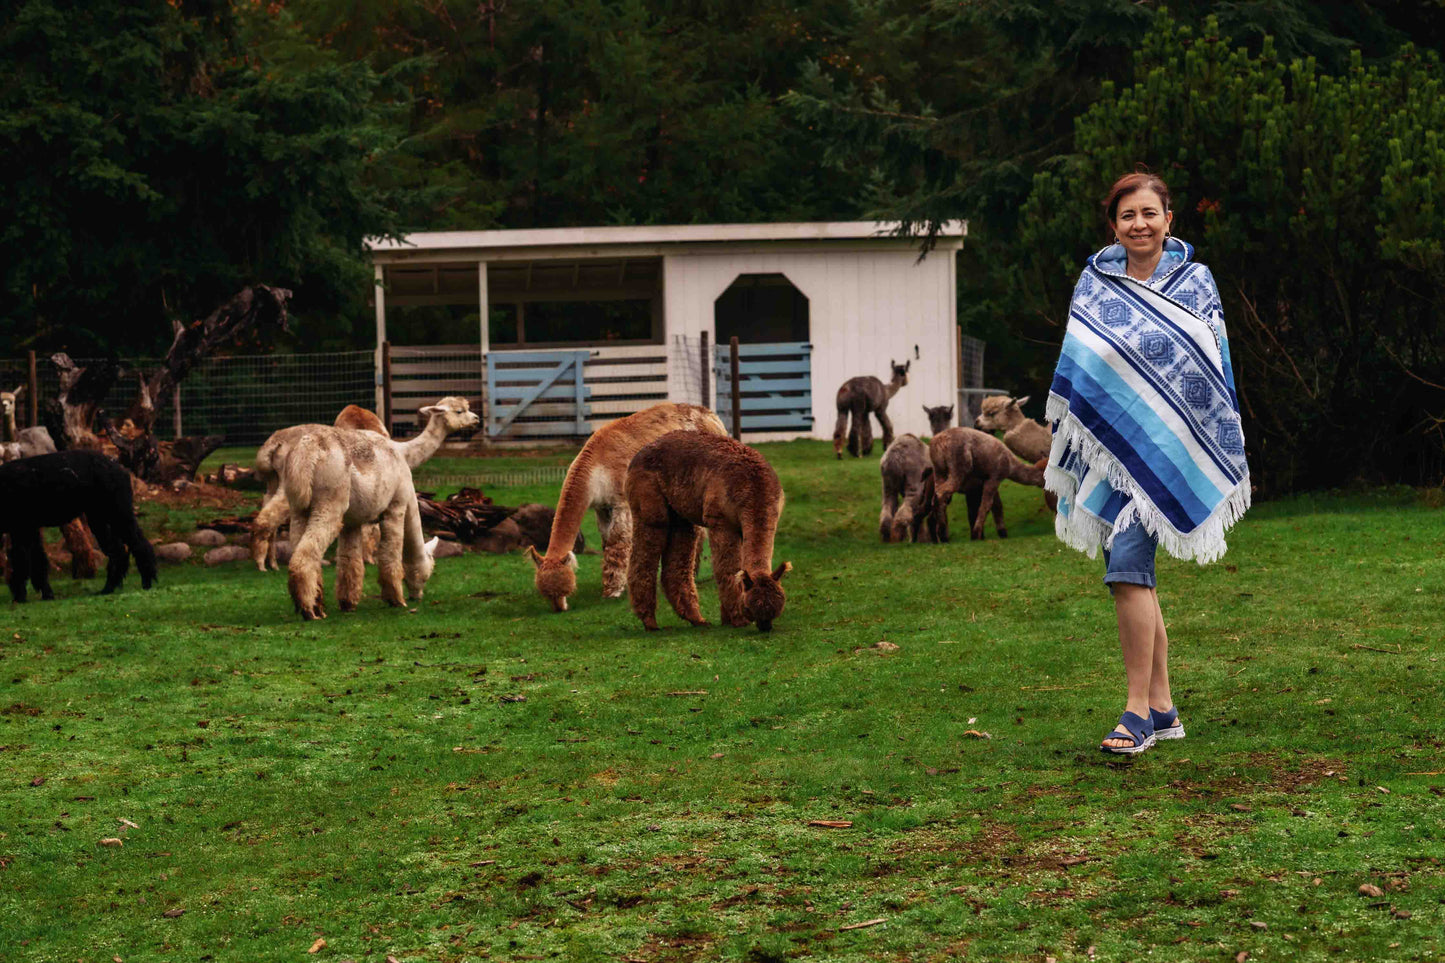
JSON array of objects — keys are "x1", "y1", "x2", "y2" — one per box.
[
  {"x1": 1100, "y1": 710, "x2": 1155, "y2": 755},
  {"x1": 1150, "y1": 705, "x2": 1186, "y2": 741}
]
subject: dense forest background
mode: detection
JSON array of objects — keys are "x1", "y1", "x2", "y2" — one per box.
[{"x1": 3, "y1": 0, "x2": 1444, "y2": 490}]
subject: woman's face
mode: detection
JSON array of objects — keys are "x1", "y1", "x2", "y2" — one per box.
[{"x1": 1111, "y1": 187, "x2": 1173, "y2": 260}]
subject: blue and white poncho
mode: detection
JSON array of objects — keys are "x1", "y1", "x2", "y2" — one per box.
[{"x1": 1045, "y1": 238, "x2": 1251, "y2": 564}]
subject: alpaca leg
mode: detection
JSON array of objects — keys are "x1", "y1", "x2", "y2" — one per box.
[
  {"x1": 335, "y1": 524, "x2": 366, "y2": 612},
  {"x1": 833, "y1": 406, "x2": 850, "y2": 460},
  {"x1": 857, "y1": 405, "x2": 875, "y2": 456},
  {"x1": 7, "y1": 529, "x2": 33, "y2": 602},
  {"x1": 119, "y1": 512, "x2": 157, "y2": 590},
  {"x1": 990, "y1": 490, "x2": 1008, "y2": 539},
  {"x1": 708, "y1": 527, "x2": 749, "y2": 627},
  {"x1": 288, "y1": 507, "x2": 342, "y2": 620},
  {"x1": 251, "y1": 489, "x2": 290, "y2": 572},
  {"x1": 626, "y1": 519, "x2": 668, "y2": 631},
  {"x1": 972, "y1": 480, "x2": 1002, "y2": 540},
  {"x1": 362, "y1": 522, "x2": 380, "y2": 566},
  {"x1": 21, "y1": 527, "x2": 53, "y2": 601},
  {"x1": 879, "y1": 489, "x2": 899, "y2": 542},
  {"x1": 90, "y1": 515, "x2": 131, "y2": 595},
  {"x1": 874, "y1": 409, "x2": 895, "y2": 452},
  {"x1": 600, "y1": 502, "x2": 633, "y2": 599},
  {"x1": 376, "y1": 504, "x2": 408, "y2": 607},
  {"x1": 661, "y1": 522, "x2": 707, "y2": 626},
  {"x1": 932, "y1": 482, "x2": 955, "y2": 544}
]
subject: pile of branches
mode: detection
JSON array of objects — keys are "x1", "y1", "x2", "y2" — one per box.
[{"x1": 416, "y1": 487, "x2": 515, "y2": 541}]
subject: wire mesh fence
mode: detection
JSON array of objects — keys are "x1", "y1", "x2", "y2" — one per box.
[
  {"x1": 956, "y1": 335, "x2": 1008, "y2": 427},
  {"x1": 6, "y1": 351, "x2": 377, "y2": 448}
]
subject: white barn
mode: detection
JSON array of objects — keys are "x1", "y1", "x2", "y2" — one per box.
[{"x1": 365, "y1": 222, "x2": 966, "y2": 443}]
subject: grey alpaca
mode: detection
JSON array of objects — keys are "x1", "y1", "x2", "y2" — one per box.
[
  {"x1": 878, "y1": 435, "x2": 936, "y2": 543},
  {"x1": 833, "y1": 360, "x2": 909, "y2": 458},
  {"x1": 928, "y1": 427, "x2": 1046, "y2": 542}
]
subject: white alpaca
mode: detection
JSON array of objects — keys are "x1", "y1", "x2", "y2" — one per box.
[
  {"x1": 0, "y1": 387, "x2": 56, "y2": 462},
  {"x1": 254, "y1": 397, "x2": 478, "y2": 619},
  {"x1": 974, "y1": 394, "x2": 1051, "y2": 463}
]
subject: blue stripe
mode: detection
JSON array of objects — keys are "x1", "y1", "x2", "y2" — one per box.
[
  {"x1": 1069, "y1": 309, "x2": 1240, "y2": 481},
  {"x1": 1087, "y1": 266, "x2": 1229, "y2": 397},
  {"x1": 1052, "y1": 366, "x2": 1215, "y2": 530}
]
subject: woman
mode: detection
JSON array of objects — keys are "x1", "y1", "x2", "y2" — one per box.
[{"x1": 1044, "y1": 171, "x2": 1251, "y2": 754}]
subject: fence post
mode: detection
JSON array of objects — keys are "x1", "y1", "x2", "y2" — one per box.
[
  {"x1": 382, "y1": 340, "x2": 393, "y2": 436},
  {"x1": 729, "y1": 336, "x2": 741, "y2": 441},
  {"x1": 700, "y1": 331, "x2": 710, "y2": 410},
  {"x1": 26, "y1": 350, "x2": 37, "y2": 428},
  {"x1": 173, "y1": 388, "x2": 182, "y2": 439}
]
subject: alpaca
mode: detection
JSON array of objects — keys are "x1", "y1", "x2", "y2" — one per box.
[
  {"x1": 625, "y1": 431, "x2": 790, "y2": 632},
  {"x1": 928, "y1": 427, "x2": 1046, "y2": 541},
  {"x1": 256, "y1": 399, "x2": 476, "y2": 619},
  {"x1": 0, "y1": 386, "x2": 57, "y2": 459},
  {"x1": 251, "y1": 405, "x2": 390, "y2": 571},
  {"x1": 528, "y1": 402, "x2": 726, "y2": 612},
  {"x1": 833, "y1": 360, "x2": 910, "y2": 458},
  {"x1": 878, "y1": 435, "x2": 936, "y2": 543},
  {"x1": 922, "y1": 404, "x2": 954, "y2": 436},
  {"x1": 973, "y1": 395, "x2": 1058, "y2": 513},
  {"x1": 974, "y1": 395, "x2": 1051, "y2": 462},
  {"x1": 0, "y1": 450, "x2": 157, "y2": 602}
]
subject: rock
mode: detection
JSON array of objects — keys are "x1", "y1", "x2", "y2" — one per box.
[
  {"x1": 188, "y1": 529, "x2": 228, "y2": 547},
  {"x1": 1358, "y1": 883, "x2": 1385, "y2": 898},
  {"x1": 432, "y1": 539, "x2": 465, "y2": 559},
  {"x1": 272, "y1": 540, "x2": 293, "y2": 565},
  {"x1": 153, "y1": 542, "x2": 193, "y2": 563},
  {"x1": 510, "y1": 503, "x2": 585, "y2": 553},
  {"x1": 203, "y1": 546, "x2": 251, "y2": 566},
  {"x1": 470, "y1": 517, "x2": 524, "y2": 554}
]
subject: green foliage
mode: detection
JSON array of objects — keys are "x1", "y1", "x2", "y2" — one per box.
[
  {"x1": 1022, "y1": 17, "x2": 1445, "y2": 490},
  {"x1": 3, "y1": 441, "x2": 1444, "y2": 959},
  {"x1": 0, "y1": 0, "x2": 413, "y2": 354}
]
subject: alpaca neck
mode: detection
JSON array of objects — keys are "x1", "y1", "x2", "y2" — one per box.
[
  {"x1": 885, "y1": 378, "x2": 903, "y2": 400},
  {"x1": 397, "y1": 414, "x2": 449, "y2": 469},
  {"x1": 542, "y1": 447, "x2": 599, "y2": 562},
  {"x1": 739, "y1": 513, "x2": 777, "y2": 574},
  {"x1": 1007, "y1": 459, "x2": 1045, "y2": 487},
  {"x1": 1, "y1": 405, "x2": 15, "y2": 443}
]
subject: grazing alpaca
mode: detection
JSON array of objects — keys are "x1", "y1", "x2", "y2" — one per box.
[
  {"x1": 625, "y1": 431, "x2": 790, "y2": 632},
  {"x1": 256, "y1": 399, "x2": 476, "y2": 619},
  {"x1": 833, "y1": 360, "x2": 910, "y2": 458},
  {"x1": 974, "y1": 395, "x2": 1050, "y2": 462},
  {"x1": 0, "y1": 450, "x2": 157, "y2": 601},
  {"x1": 878, "y1": 435, "x2": 936, "y2": 543},
  {"x1": 0, "y1": 387, "x2": 57, "y2": 460},
  {"x1": 928, "y1": 427, "x2": 1046, "y2": 541},
  {"x1": 528, "y1": 402, "x2": 726, "y2": 612},
  {"x1": 251, "y1": 405, "x2": 391, "y2": 571},
  {"x1": 922, "y1": 404, "x2": 954, "y2": 436}
]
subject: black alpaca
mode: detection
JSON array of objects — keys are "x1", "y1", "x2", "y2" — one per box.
[{"x1": 0, "y1": 450, "x2": 157, "y2": 602}]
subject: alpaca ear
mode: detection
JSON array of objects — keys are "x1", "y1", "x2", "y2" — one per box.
[
  {"x1": 738, "y1": 570, "x2": 753, "y2": 590},
  {"x1": 526, "y1": 545, "x2": 545, "y2": 569},
  {"x1": 904, "y1": 360, "x2": 911, "y2": 372},
  {"x1": 418, "y1": 405, "x2": 440, "y2": 418},
  {"x1": 1014, "y1": 395, "x2": 1030, "y2": 408},
  {"x1": 945, "y1": 405, "x2": 953, "y2": 416},
  {"x1": 424, "y1": 536, "x2": 439, "y2": 558},
  {"x1": 564, "y1": 551, "x2": 578, "y2": 569},
  {"x1": 771, "y1": 561, "x2": 791, "y2": 581},
  {"x1": 11, "y1": 385, "x2": 23, "y2": 398}
]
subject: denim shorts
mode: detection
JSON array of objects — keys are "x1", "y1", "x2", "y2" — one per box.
[{"x1": 1102, "y1": 523, "x2": 1158, "y2": 590}]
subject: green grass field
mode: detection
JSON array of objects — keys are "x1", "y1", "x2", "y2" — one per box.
[{"x1": 2, "y1": 440, "x2": 1443, "y2": 962}]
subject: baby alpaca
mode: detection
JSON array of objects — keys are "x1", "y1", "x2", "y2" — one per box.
[
  {"x1": 974, "y1": 395, "x2": 1050, "y2": 462},
  {"x1": 0, "y1": 450, "x2": 157, "y2": 601},
  {"x1": 625, "y1": 431, "x2": 790, "y2": 632},
  {"x1": 922, "y1": 404, "x2": 954, "y2": 436},
  {"x1": 928, "y1": 427, "x2": 1045, "y2": 541},
  {"x1": 833, "y1": 360, "x2": 909, "y2": 458},
  {"x1": 0, "y1": 386, "x2": 57, "y2": 460},
  {"x1": 879, "y1": 434, "x2": 936, "y2": 543}
]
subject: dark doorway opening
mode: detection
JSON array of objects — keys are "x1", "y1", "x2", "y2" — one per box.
[{"x1": 714, "y1": 274, "x2": 809, "y2": 345}]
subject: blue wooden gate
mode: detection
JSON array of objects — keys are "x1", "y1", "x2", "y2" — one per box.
[
  {"x1": 485, "y1": 350, "x2": 592, "y2": 439},
  {"x1": 714, "y1": 341, "x2": 814, "y2": 434}
]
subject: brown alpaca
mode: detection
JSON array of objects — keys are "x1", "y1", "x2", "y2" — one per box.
[
  {"x1": 624, "y1": 431, "x2": 790, "y2": 632},
  {"x1": 528, "y1": 402, "x2": 726, "y2": 612},
  {"x1": 928, "y1": 427, "x2": 1045, "y2": 541},
  {"x1": 878, "y1": 434, "x2": 936, "y2": 543},
  {"x1": 833, "y1": 360, "x2": 909, "y2": 458},
  {"x1": 973, "y1": 395, "x2": 1059, "y2": 514},
  {"x1": 251, "y1": 405, "x2": 389, "y2": 571}
]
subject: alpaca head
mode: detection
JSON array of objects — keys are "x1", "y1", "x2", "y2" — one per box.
[
  {"x1": 528, "y1": 544, "x2": 577, "y2": 612},
  {"x1": 0, "y1": 386, "x2": 19, "y2": 421},
  {"x1": 890, "y1": 360, "x2": 910, "y2": 387},
  {"x1": 419, "y1": 396, "x2": 481, "y2": 436},
  {"x1": 975, "y1": 395, "x2": 1028, "y2": 432},
  {"x1": 922, "y1": 404, "x2": 954, "y2": 434},
  {"x1": 738, "y1": 561, "x2": 791, "y2": 632},
  {"x1": 405, "y1": 535, "x2": 439, "y2": 599}
]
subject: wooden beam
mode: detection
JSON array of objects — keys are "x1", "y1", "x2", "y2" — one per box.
[{"x1": 374, "y1": 264, "x2": 387, "y2": 415}]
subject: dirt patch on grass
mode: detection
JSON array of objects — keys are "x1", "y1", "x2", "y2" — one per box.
[
  {"x1": 1169, "y1": 754, "x2": 1347, "y2": 800},
  {"x1": 631, "y1": 933, "x2": 717, "y2": 962}
]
